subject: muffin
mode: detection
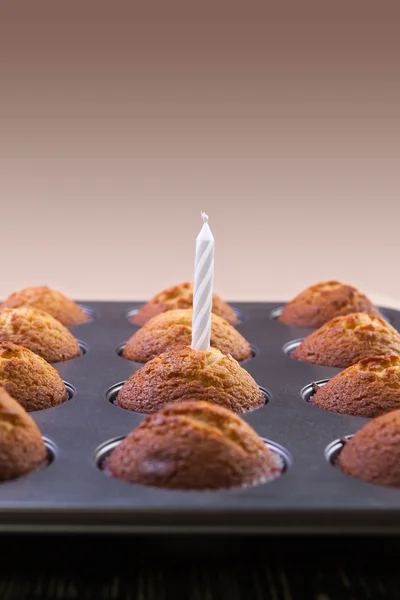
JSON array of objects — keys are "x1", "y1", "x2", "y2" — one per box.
[
  {"x1": 2, "y1": 286, "x2": 88, "y2": 326},
  {"x1": 279, "y1": 281, "x2": 380, "y2": 328},
  {"x1": 130, "y1": 282, "x2": 238, "y2": 326},
  {"x1": 0, "y1": 307, "x2": 81, "y2": 363},
  {"x1": 338, "y1": 409, "x2": 400, "y2": 488},
  {"x1": 0, "y1": 387, "x2": 47, "y2": 482},
  {"x1": 313, "y1": 356, "x2": 400, "y2": 418},
  {"x1": 123, "y1": 308, "x2": 251, "y2": 363},
  {"x1": 117, "y1": 346, "x2": 263, "y2": 414},
  {"x1": 107, "y1": 400, "x2": 280, "y2": 490},
  {"x1": 293, "y1": 313, "x2": 400, "y2": 368},
  {"x1": 0, "y1": 342, "x2": 67, "y2": 411}
]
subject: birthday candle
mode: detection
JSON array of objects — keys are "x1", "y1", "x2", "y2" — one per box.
[{"x1": 191, "y1": 212, "x2": 215, "y2": 351}]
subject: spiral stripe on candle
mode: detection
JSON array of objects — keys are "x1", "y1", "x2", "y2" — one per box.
[
  {"x1": 193, "y1": 247, "x2": 214, "y2": 320},
  {"x1": 192, "y1": 293, "x2": 213, "y2": 350},
  {"x1": 192, "y1": 280, "x2": 214, "y2": 334},
  {"x1": 194, "y1": 238, "x2": 214, "y2": 276},
  {"x1": 193, "y1": 251, "x2": 214, "y2": 327},
  {"x1": 194, "y1": 260, "x2": 214, "y2": 304},
  {"x1": 194, "y1": 319, "x2": 212, "y2": 351},
  {"x1": 192, "y1": 233, "x2": 214, "y2": 350}
]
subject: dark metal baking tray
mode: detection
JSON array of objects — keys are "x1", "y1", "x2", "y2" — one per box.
[{"x1": 1, "y1": 300, "x2": 400, "y2": 535}]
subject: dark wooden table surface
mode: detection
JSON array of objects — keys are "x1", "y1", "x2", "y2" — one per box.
[{"x1": 0, "y1": 535, "x2": 398, "y2": 599}]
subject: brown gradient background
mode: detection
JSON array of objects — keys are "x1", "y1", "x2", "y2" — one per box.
[{"x1": 1, "y1": 2, "x2": 400, "y2": 305}]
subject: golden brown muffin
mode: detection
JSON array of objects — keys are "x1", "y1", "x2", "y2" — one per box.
[
  {"x1": 313, "y1": 356, "x2": 400, "y2": 418},
  {"x1": 0, "y1": 307, "x2": 81, "y2": 363},
  {"x1": 2, "y1": 286, "x2": 88, "y2": 326},
  {"x1": 0, "y1": 387, "x2": 47, "y2": 481},
  {"x1": 117, "y1": 346, "x2": 263, "y2": 414},
  {"x1": 130, "y1": 282, "x2": 238, "y2": 326},
  {"x1": 279, "y1": 281, "x2": 380, "y2": 328},
  {"x1": 0, "y1": 342, "x2": 67, "y2": 411},
  {"x1": 293, "y1": 313, "x2": 400, "y2": 368},
  {"x1": 107, "y1": 400, "x2": 280, "y2": 489},
  {"x1": 123, "y1": 308, "x2": 251, "y2": 363},
  {"x1": 338, "y1": 409, "x2": 400, "y2": 487}
]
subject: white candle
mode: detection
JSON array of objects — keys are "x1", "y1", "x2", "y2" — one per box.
[{"x1": 191, "y1": 211, "x2": 215, "y2": 351}]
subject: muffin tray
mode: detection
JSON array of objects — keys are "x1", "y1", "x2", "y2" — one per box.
[{"x1": 1, "y1": 300, "x2": 400, "y2": 536}]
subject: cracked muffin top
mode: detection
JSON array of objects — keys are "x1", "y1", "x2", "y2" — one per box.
[
  {"x1": 0, "y1": 307, "x2": 81, "y2": 363},
  {"x1": 293, "y1": 313, "x2": 400, "y2": 368},
  {"x1": 312, "y1": 355, "x2": 400, "y2": 418},
  {"x1": 130, "y1": 282, "x2": 238, "y2": 326},
  {"x1": 279, "y1": 281, "x2": 380, "y2": 328},
  {"x1": 0, "y1": 342, "x2": 67, "y2": 411},
  {"x1": 107, "y1": 400, "x2": 281, "y2": 490},
  {"x1": 123, "y1": 308, "x2": 251, "y2": 363},
  {"x1": 117, "y1": 346, "x2": 263, "y2": 414},
  {"x1": 2, "y1": 286, "x2": 88, "y2": 326}
]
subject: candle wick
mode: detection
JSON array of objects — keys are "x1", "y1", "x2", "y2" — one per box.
[{"x1": 201, "y1": 211, "x2": 208, "y2": 223}]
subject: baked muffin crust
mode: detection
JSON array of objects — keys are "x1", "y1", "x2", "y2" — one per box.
[
  {"x1": 279, "y1": 281, "x2": 380, "y2": 328},
  {"x1": 130, "y1": 282, "x2": 238, "y2": 326},
  {"x1": 313, "y1": 356, "x2": 400, "y2": 418},
  {"x1": 2, "y1": 286, "x2": 88, "y2": 326},
  {"x1": 339, "y1": 409, "x2": 400, "y2": 487},
  {"x1": 123, "y1": 308, "x2": 251, "y2": 363},
  {"x1": 0, "y1": 307, "x2": 81, "y2": 363},
  {"x1": 293, "y1": 313, "x2": 400, "y2": 368},
  {"x1": 0, "y1": 387, "x2": 47, "y2": 481},
  {"x1": 117, "y1": 346, "x2": 263, "y2": 414},
  {"x1": 107, "y1": 400, "x2": 280, "y2": 489},
  {"x1": 0, "y1": 342, "x2": 67, "y2": 411}
]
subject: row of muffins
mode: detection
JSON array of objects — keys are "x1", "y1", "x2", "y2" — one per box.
[
  {"x1": 106, "y1": 278, "x2": 284, "y2": 490},
  {"x1": 0, "y1": 287, "x2": 85, "y2": 363},
  {"x1": 0, "y1": 284, "x2": 268, "y2": 489},
  {"x1": 0, "y1": 288, "x2": 89, "y2": 482},
  {"x1": 0, "y1": 284, "x2": 263, "y2": 422},
  {"x1": 0, "y1": 284, "x2": 276, "y2": 489},
  {"x1": 278, "y1": 281, "x2": 400, "y2": 489},
  {"x1": 4, "y1": 370, "x2": 400, "y2": 493},
  {"x1": 0, "y1": 385, "x2": 282, "y2": 490},
  {"x1": 80, "y1": 281, "x2": 400, "y2": 491},
  {"x1": 0, "y1": 288, "x2": 88, "y2": 476},
  {"x1": 0, "y1": 289, "x2": 90, "y2": 414},
  {"x1": 1, "y1": 280, "x2": 393, "y2": 369},
  {"x1": 116, "y1": 281, "x2": 400, "y2": 423},
  {"x1": 1, "y1": 282, "x2": 400, "y2": 492}
]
